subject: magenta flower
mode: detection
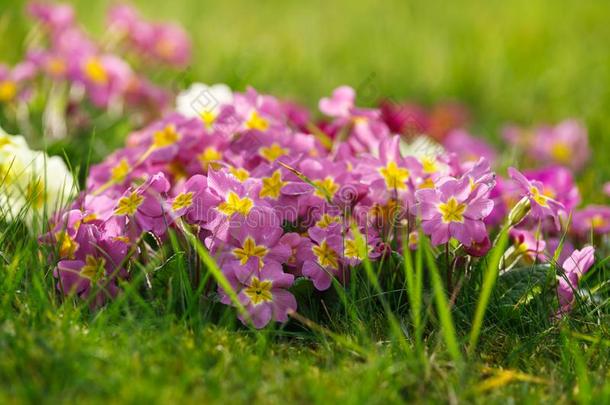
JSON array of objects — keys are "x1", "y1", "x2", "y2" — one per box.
[
  {"x1": 112, "y1": 172, "x2": 171, "y2": 236},
  {"x1": 556, "y1": 246, "x2": 595, "y2": 315},
  {"x1": 533, "y1": 120, "x2": 590, "y2": 171},
  {"x1": 167, "y1": 174, "x2": 220, "y2": 225},
  {"x1": 220, "y1": 258, "x2": 297, "y2": 328},
  {"x1": 379, "y1": 99, "x2": 428, "y2": 136},
  {"x1": 214, "y1": 206, "x2": 290, "y2": 269},
  {"x1": 302, "y1": 227, "x2": 344, "y2": 291},
  {"x1": 416, "y1": 176, "x2": 494, "y2": 246},
  {"x1": 508, "y1": 167, "x2": 565, "y2": 226},
  {"x1": 54, "y1": 222, "x2": 128, "y2": 308},
  {"x1": 572, "y1": 205, "x2": 610, "y2": 237},
  {"x1": 279, "y1": 233, "x2": 314, "y2": 274},
  {"x1": 523, "y1": 166, "x2": 581, "y2": 213}
]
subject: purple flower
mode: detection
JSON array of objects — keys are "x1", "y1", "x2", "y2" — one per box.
[
  {"x1": 416, "y1": 176, "x2": 493, "y2": 246},
  {"x1": 221, "y1": 258, "x2": 297, "y2": 328}
]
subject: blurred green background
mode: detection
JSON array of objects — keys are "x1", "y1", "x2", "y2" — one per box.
[{"x1": 2, "y1": 0, "x2": 610, "y2": 181}]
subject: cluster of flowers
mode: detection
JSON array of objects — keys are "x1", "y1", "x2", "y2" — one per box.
[
  {"x1": 0, "y1": 125, "x2": 75, "y2": 223},
  {"x1": 42, "y1": 83, "x2": 606, "y2": 327},
  {"x1": 0, "y1": 2, "x2": 190, "y2": 139}
]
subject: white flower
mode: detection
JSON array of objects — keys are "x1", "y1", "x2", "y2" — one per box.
[
  {"x1": 0, "y1": 126, "x2": 76, "y2": 226},
  {"x1": 175, "y1": 83, "x2": 233, "y2": 124}
]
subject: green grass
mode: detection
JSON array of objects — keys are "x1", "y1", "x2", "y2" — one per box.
[{"x1": 2, "y1": 0, "x2": 610, "y2": 403}]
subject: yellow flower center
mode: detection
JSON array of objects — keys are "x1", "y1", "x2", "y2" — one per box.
[
  {"x1": 26, "y1": 180, "x2": 45, "y2": 209},
  {"x1": 244, "y1": 277, "x2": 273, "y2": 305},
  {"x1": 421, "y1": 156, "x2": 438, "y2": 174},
  {"x1": 418, "y1": 177, "x2": 436, "y2": 189},
  {"x1": 229, "y1": 166, "x2": 250, "y2": 182},
  {"x1": 110, "y1": 159, "x2": 130, "y2": 183},
  {"x1": 550, "y1": 142, "x2": 571, "y2": 163},
  {"x1": 81, "y1": 255, "x2": 106, "y2": 281},
  {"x1": 114, "y1": 192, "x2": 144, "y2": 216},
  {"x1": 232, "y1": 236, "x2": 269, "y2": 266},
  {"x1": 46, "y1": 57, "x2": 66, "y2": 76},
  {"x1": 152, "y1": 125, "x2": 180, "y2": 148},
  {"x1": 200, "y1": 111, "x2": 216, "y2": 127},
  {"x1": 218, "y1": 191, "x2": 253, "y2": 216},
  {"x1": 312, "y1": 240, "x2": 340, "y2": 269},
  {"x1": 172, "y1": 192, "x2": 194, "y2": 211},
  {"x1": 0, "y1": 134, "x2": 14, "y2": 149},
  {"x1": 313, "y1": 177, "x2": 339, "y2": 199},
  {"x1": 591, "y1": 215, "x2": 606, "y2": 229},
  {"x1": 259, "y1": 143, "x2": 288, "y2": 162},
  {"x1": 438, "y1": 197, "x2": 467, "y2": 223},
  {"x1": 0, "y1": 80, "x2": 17, "y2": 102},
  {"x1": 315, "y1": 213, "x2": 341, "y2": 229},
  {"x1": 197, "y1": 147, "x2": 222, "y2": 170},
  {"x1": 529, "y1": 186, "x2": 549, "y2": 207},
  {"x1": 84, "y1": 58, "x2": 108, "y2": 84},
  {"x1": 343, "y1": 239, "x2": 366, "y2": 260},
  {"x1": 55, "y1": 231, "x2": 79, "y2": 259},
  {"x1": 245, "y1": 111, "x2": 269, "y2": 131},
  {"x1": 379, "y1": 161, "x2": 410, "y2": 190},
  {"x1": 259, "y1": 170, "x2": 287, "y2": 199}
]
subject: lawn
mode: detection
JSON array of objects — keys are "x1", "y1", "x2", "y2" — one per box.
[{"x1": 2, "y1": 0, "x2": 610, "y2": 403}]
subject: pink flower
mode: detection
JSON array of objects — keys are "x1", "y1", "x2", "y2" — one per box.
[
  {"x1": 302, "y1": 228, "x2": 344, "y2": 291},
  {"x1": 533, "y1": 120, "x2": 590, "y2": 171},
  {"x1": 523, "y1": 166, "x2": 581, "y2": 213},
  {"x1": 221, "y1": 258, "x2": 297, "y2": 328},
  {"x1": 416, "y1": 176, "x2": 494, "y2": 246},
  {"x1": 319, "y1": 85, "x2": 355, "y2": 117},
  {"x1": 509, "y1": 228, "x2": 546, "y2": 264},
  {"x1": 112, "y1": 172, "x2": 171, "y2": 236},
  {"x1": 53, "y1": 222, "x2": 129, "y2": 308},
  {"x1": 508, "y1": 167, "x2": 564, "y2": 227},
  {"x1": 556, "y1": 246, "x2": 595, "y2": 315},
  {"x1": 572, "y1": 205, "x2": 610, "y2": 237}
]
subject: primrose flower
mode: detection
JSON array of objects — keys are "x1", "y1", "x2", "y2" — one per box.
[
  {"x1": 112, "y1": 172, "x2": 170, "y2": 236},
  {"x1": 556, "y1": 246, "x2": 595, "y2": 315},
  {"x1": 302, "y1": 227, "x2": 344, "y2": 291},
  {"x1": 523, "y1": 166, "x2": 580, "y2": 213},
  {"x1": 416, "y1": 176, "x2": 494, "y2": 246},
  {"x1": 356, "y1": 135, "x2": 422, "y2": 204},
  {"x1": 54, "y1": 223, "x2": 128, "y2": 308},
  {"x1": 508, "y1": 167, "x2": 565, "y2": 227},
  {"x1": 167, "y1": 174, "x2": 220, "y2": 225},
  {"x1": 533, "y1": 120, "x2": 590, "y2": 172},
  {"x1": 0, "y1": 128, "x2": 75, "y2": 223},
  {"x1": 28, "y1": 2, "x2": 75, "y2": 32},
  {"x1": 572, "y1": 205, "x2": 610, "y2": 237},
  {"x1": 220, "y1": 258, "x2": 297, "y2": 328},
  {"x1": 73, "y1": 54, "x2": 133, "y2": 107},
  {"x1": 214, "y1": 206, "x2": 290, "y2": 268}
]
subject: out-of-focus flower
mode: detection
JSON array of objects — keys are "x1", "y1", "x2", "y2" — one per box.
[
  {"x1": 572, "y1": 205, "x2": 610, "y2": 237},
  {"x1": 0, "y1": 126, "x2": 75, "y2": 224},
  {"x1": 532, "y1": 120, "x2": 589, "y2": 172}
]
